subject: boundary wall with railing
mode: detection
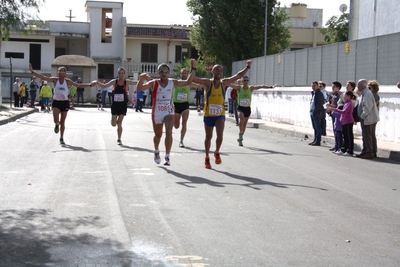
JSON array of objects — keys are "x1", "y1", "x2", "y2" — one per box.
[{"x1": 232, "y1": 32, "x2": 400, "y2": 143}]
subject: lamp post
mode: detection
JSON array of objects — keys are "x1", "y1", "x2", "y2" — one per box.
[{"x1": 259, "y1": 0, "x2": 268, "y2": 57}]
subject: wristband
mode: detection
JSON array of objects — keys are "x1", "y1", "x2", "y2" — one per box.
[{"x1": 246, "y1": 65, "x2": 251, "y2": 69}]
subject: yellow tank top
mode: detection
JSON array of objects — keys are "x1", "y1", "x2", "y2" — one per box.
[{"x1": 204, "y1": 79, "x2": 225, "y2": 117}]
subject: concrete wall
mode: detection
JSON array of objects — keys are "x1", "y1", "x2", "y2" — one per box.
[{"x1": 250, "y1": 86, "x2": 400, "y2": 143}]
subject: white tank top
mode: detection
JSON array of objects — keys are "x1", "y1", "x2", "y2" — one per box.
[
  {"x1": 53, "y1": 79, "x2": 69, "y2": 101},
  {"x1": 153, "y1": 79, "x2": 174, "y2": 113}
]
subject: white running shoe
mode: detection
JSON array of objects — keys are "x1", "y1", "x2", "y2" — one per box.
[
  {"x1": 335, "y1": 150, "x2": 344, "y2": 155},
  {"x1": 343, "y1": 152, "x2": 353, "y2": 157},
  {"x1": 154, "y1": 150, "x2": 161, "y2": 164}
]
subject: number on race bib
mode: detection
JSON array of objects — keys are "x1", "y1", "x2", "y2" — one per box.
[
  {"x1": 157, "y1": 105, "x2": 170, "y2": 112},
  {"x1": 114, "y1": 94, "x2": 124, "y2": 102},
  {"x1": 240, "y1": 99, "x2": 250, "y2": 107},
  {"x1": 208, "y1": 104, "x2": 222, "y2": 115},
  {"x1": 177, "y1": 93, "x2": 188, "y2": 101}
]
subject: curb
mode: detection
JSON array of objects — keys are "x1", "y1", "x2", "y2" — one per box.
[
  {"x1": 226, "y1": 117, "x2": 400, "y2": 163},
  {"x1": 0, "y1": 108, "x2": 38, "y2": 126}
]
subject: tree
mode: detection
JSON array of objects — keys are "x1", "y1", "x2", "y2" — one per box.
[
  {"x1": 174, "y1": 58, "x2": 211, "y2": 78},
  {"x1": 0, "y1": 0, "x2": 44, "y2": 40},
  {"x1": 186, "y1": 0, "x2": 291, "y2": 74},
  {"x1": 320, "y1": 13, "x2": 349, "y2": 43}
]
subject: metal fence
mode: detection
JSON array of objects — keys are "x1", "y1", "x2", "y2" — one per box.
[{"x1": 232, "y1": 32, "x2": 400, "y2": 86}]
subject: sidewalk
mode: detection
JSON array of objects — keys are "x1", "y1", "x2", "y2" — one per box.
[{"x1": 225, "y1": 116, "x2": 400, "y2": 162}]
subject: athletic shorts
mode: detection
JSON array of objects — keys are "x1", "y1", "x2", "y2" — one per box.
[
  {"x1": 238, "y1": 106, "x2": 251, "y2": 118},
  {"x1": 203, "y1": 115, "x2": 225, "y2": 127},
  {"x1": 52, "y1": 100, "x2": 69, "y2": 112},
  {"x1": 42, "y1": 97, "x2": 50, "y2": 106},
  {"x1": 152, "y1": 111, "x2": 174, "y2": 124},
  {"x1": 174, "y1": 102, "x2": 189, "y2": 114},
  {"x1": 111, "y1": 103, "x2": 127, "y2": 116}
]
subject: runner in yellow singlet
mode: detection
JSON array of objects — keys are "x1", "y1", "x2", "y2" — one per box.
[
  {"x1": 229, "y1": 76, "x2": 278, "y2": 146},
  {"x1": 193, "y1": 60, "x2": 252, "y2": 169}
]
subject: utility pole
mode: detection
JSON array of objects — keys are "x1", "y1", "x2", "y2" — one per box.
[{"x1": 9, "y1": 58, "x2": 12, "y2": 109}]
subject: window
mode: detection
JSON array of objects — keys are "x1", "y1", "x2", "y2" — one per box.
[
  {"x1": 101, "y1": 9, "x2": 112, "y2": 43},
  {"x1": 5, "y1": 52, "x2": 24, "y2": 59},
  {"x1": 175, "y1": 45, "x2": 182, "y2": 63},
  {"x1": 30, "y1": 44, "x2": 41, "y2": 70},
  {"x1": 98, "y1": 64, "x2": 114, "y2": 79},
  {"x1": 141, "y1": 44, "x2": 158, "y2": 63}
]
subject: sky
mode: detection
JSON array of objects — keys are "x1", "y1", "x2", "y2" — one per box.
[{"x1": 37, "y1": 0, "x2": 350, "y2": 26}]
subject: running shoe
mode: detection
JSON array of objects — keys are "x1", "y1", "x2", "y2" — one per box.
[
  {"x1": 179, "y1": 141, "x2": 185, "y2": 148},
  {"x1": 335, "y1": 150, "x2": 344, "y2": 155},
  {"x1": 237, "y1": 133, "x2": 243, "y2": 142},
  {"x1": 154, "y1": 150, "x2": 161, "y2": 164},
  {"x1": 205, "y1": 156, "x2": 211, "y2": 169},
  {"x1": 238, "y1": 140, "x2": 243, "y2": 146},
  {"x1": 54, "y1": 124, "x2": 59, "y2": 134},
  {"x1": 117, "y1": 139, "x2": 122, "y2": 145},
  {"x1": 164, "y1": 156, "x2": 170, "y2": 166},
  {"x1": 214, "y1": 151, "x2": 222, "y2": 164},
  {"x1": 59, "y1": 138, "x2": 65, "y2": 145}
]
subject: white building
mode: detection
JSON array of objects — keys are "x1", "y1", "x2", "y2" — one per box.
[{"x1": 0, "y1": 1, "x2": 196, "y2": 102}]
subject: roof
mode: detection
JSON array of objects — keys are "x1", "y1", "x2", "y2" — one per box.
[
  {"x1": 126, "y1": 25, "x2": 190, "y2": 39},
  {"x1": 52, "y1": 55, "x2": 96, "y2": 68}
]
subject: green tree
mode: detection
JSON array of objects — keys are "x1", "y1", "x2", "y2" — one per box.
[
  {"x1": 320, "y1": 13, "x2": 349, "y2": 43},
  {"x1": 187, "y1": 0, "x2": 291, "y2": 74},
  {"x1": 174, "y1": 58, "x2": 210, "y2": 78},
  {"x1": 0, "y1": 0, "x2": 44, "y2": 40}
]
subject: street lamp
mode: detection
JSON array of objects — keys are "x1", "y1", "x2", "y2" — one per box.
[{"x1": 259, "y1": 0, "x2": 267, "y2": 57}]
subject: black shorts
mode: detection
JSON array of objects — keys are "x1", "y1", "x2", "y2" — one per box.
[
  {"x1": 238, "y1": 106, "x2": 251, "y2": 117},
  {"x1": 111, "y1": 103, "x2": 127, "y2": 116},
  {"x1": 174, "y1": 102, "x2": 190, "y2": 114},
  {"x1": 52, "y1": 100, "x2": 70, "y2": 112}
]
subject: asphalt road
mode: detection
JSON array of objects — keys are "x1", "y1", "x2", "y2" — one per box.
[{"x1": 0, "y1": 108, "x2": 399, "y2": 266}]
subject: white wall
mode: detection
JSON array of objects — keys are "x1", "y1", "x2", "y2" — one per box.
[{"x1": 250, "y1": 86, "x2": 400, "y2": 143}]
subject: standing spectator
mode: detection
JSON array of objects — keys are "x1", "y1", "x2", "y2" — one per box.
[
  {"x1": 136, "y1": 89, "x2": 144, "y2": 112},
  {"x1": 330, "y1": 110, "x2": 343, "y2": 154},
  {"x1": 19, "y1": 82, "x2": 26, "y2": 107},
  {"x1": 143, "y1": 88, "x2": 148, "y2": 108},
  {"x1": 39, "y1": 81, "x2": 53, "y2": 113},
  {"x1": 327, "y1": 81, "x2": 343, "y2": 150},
  {"x1": 101, "y1": 81, "x2": 108, "y2": 110},
  {"x1": 230, "y1": 82, "x2": 239, "y2": 126},
  {"x1": 330, "y1": 91, "x2": 356, "y2": 156},
  {"x1": 132, "y1": 90, "x2": 137, "y2": 108},
  {"x1": 356, "y1": 79, "x2": 380, "y2": 159},
  {"x1": 29, "y1": 76, "x2": 39, "y2": 108},
  {"x1": 12, "y1": 77, "x2": 20, "y2": 107},
  {"x1": 76, "y1": 78, "x2": 84, "y2": 106},
  {"x1": 319, "y1": 81, "x2": 329, "y2": 136},
  {"x1": 96, "y1": 89, "x2": 102, "y2": 110},
  {"x1": 107, "y1": 82, "x2": 113, "y2": 106},
  {"x1": 368, "y1": 80, "x2": 380, "y2": 157},
  {"x1": 309, "y1": 81, "x2": 325, "y2": 146},
  {"x1": 225, "y1": 85, "x2": 233, "y2": 117},
  {"x1": 69, "y1": 86, "x2": 77, "y2": 110},
  {"x1": 195, "y1": 87, "x2": 204, "y2": 111}
]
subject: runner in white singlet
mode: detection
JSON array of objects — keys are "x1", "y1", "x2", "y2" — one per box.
[
  {"x1": 137, "y1": 59, "x2": 197, "y2": 166},
  {"x1": 29, "y1": 64, "x2": 95, "y2": 145}
]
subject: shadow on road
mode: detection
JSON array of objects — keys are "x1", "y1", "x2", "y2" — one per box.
[
  {"x1": 160, "y1": 167, "x2": 328, "y2": 191},
  {"x1": 0, "y1": 209, "x2": 170, "y2": 266}
]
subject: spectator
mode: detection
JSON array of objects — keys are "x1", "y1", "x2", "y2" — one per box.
[
  {"x1": 368, "y1": 80, "x2": 381, "y2": 157},
  {"x1": 356, "y1": 79, "x2": 380, "y2": 159},
  {"x1": 309, "y1": 81, "x2": 325, "y2": 146},
  {"x1": 76, "y1": 78, "x2": 84, "y2": 106},
  {"x1": 96, "y1": 89, "x2": 102, "y2": 110},
  {"x1": 225, "y1": 85, "x2": 233, "y2": 117},
  {"x1": 107, "y1": 82, "x2": 113, "y2": 106},
  {"x1": 19, "y1": 82, "x2": 26, "y2": 107},
  {"x1": 195, "y1": 87, "x2": 204, "y2": 111},
  {"x1": 69, "y1": 86, "x2": 77, "y2": 110},
  {"x1": 230, "y1": 82, "x2": 239, "y2": 126},
  {"x1": 327, "y1": 81, "x2": 343, "y2": 150},
  {"x1": 39, "y1": 81, "x2": 53, "y2": 113},
  {"x1": 101, "y1": 81, "x2": 108, "y2": 110},
  {"x1": 319, "y1": 81, "x2": 329, "y2": 136},
  {"x1": 136, "y1": 89, "x2": 144, "y2": 112},
  {"x1": 143, "y1": 88, "x2": 148, "y2": 108},
  {"x1": 13, "y1": 77, "x2": 20, "y2": 107},
  {"x1": 29, "y1": 76, "x2": 39, "y2": 108}
]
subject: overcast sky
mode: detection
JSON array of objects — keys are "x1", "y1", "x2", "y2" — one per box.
[{"x1": 37, "y1": 0, "x2": 350, "y2": 26}]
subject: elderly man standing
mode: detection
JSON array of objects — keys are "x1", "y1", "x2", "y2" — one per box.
[
  {"x1": 29, "y1": 76, "x2": 39, "y2": 108},
  {"x1": 356, "y1": 79, "x2": 380, "y2": 159},
  {"x1": 309, "y1": 81, "x2": 325, "y2": 146},
  {"x1": 13, "y1": 77, "x2": 20, "y2": 107}
]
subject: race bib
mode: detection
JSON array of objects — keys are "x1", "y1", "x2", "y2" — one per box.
[
  {"x1": 54, "y1": 94, "x2": 67, "y2": 101},
  {"x1": 240, "y1": 98, "x2": 250, "y2": 107},
  {"x1": 114, "y1": 94, "x2": 124, "y2": 102},
  {"x1": 157, "y1": 104, "x2": 171, "y2": 112},
  {"x1": 177, "y1": 92, "x2": 188, "y2": 101},
  {"x1": 208, "y1": 104, "x2": 222, "y2": 116}
]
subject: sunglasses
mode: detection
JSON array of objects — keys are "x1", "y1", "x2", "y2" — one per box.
[
  {"x1": 243, "y1": 79, "x2": 249, "y2": 82},
  {"x1": 158, "y1": 70, "x2": 170, "y2": 74},
  {"x1": 58, "y1": 71, "x2": 66, "y2": 74}
]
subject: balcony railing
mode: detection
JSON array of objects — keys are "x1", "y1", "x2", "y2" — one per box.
[{"x1": 126, "y1": 62, "x2": 177, "y2": 77}]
